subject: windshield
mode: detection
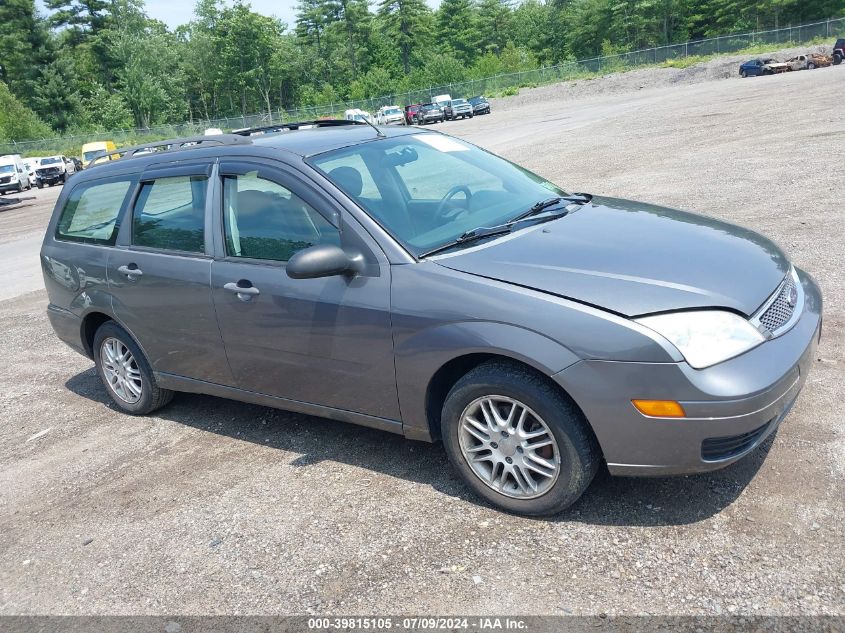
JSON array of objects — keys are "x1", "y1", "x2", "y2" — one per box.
[
  {"x1": 384, "y1": 108, "x2": 401, "y2": 115},
  {"x1": 452, "y1": 99, "x2": 468, "y2": 105},
  {"x1": 41, "y1": 157, "x2": 61, "y2": 165},
  {"x1": 0, "y1": 165, "x2": 14, "y2": 174},
  {"x1": 83, "y1": 150, "x2": 104, "y2": 162},
  {"x1": 311, "y1": 134, "x2": 568, "y2": 256}
]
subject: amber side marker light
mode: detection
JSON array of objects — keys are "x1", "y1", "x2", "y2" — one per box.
[{"x1": 632, "y1": 399, "x2": 686, "y2": 418}]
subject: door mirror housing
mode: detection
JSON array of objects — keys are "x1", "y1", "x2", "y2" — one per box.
[{"x1": 286, "y1": 244, "x2": 363, "y2": 280}]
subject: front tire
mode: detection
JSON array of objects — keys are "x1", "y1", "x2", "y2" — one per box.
[
  {"x1": 835, "y1": 53, "x2": 842, "y2": 65},
  {"x1": 93, "y1": 321, "x2": 174, "y2": 415},
  {"x1": 441, "y1": 361, "x2": 600, "y2": 516}
]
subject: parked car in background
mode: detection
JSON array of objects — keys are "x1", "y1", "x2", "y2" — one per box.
[
  {"x1": 739, "y1": 59, "x2": 775, "y2": 77},
  {"x1": 432, "y1": 94, "x2": 452, "y2": 109},
  {"x1": 786, "y1": 54, "x2": 831, "y2": 71},
  {"x1": 404, "y1": 104, "x2": 422, "y2": 125},
  {"x1": 35, "y1": 156, "x2": 72, "y2": 187},
  {"x1": 70, "y1": 157, "x2": 83, "y2": 172},
  {"x1": 468, "y1": 96, "x2": 491, "y2": 115},
  {"x1": 344, "y1": 108, "x2": 374, "y2": 124},
  {"x1": 40, "y1": 123, "x2": 822, "y2": 516},
  {"x1": 376, "y1": 105, "x2": 405, "y2": 125},
  {"x1": 23, "y1": 158, "x2": 41, "y2": 188},
  {"x1": 832, "y1": 39, "x2": 843, "y2": 65},
  {"x1": 416, "y1": 103, "x2": 445, "y2": 125},
  {"x1": 444, "y1": 98, "x2": 474, "y2": 120},
  {"x1": 82, "y1": 141, "x2": 118, "y2": 166},
  {"x1": 0, "y1": 154, "x2": 30, "y2": 194}
]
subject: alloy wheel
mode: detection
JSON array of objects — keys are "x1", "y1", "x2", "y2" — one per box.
[
  {"x1": 458, "y1": 395, "x2": 561, "y2": 499},
  {"x1": 100, "y1": 337, "x2": 143, "y2": 404}
]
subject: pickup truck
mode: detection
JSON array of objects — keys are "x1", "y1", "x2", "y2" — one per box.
[{"x1": 35, "y1": 155, "x2": 75, "y2": 188}]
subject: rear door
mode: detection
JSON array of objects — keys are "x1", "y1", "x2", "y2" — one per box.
[
  {"x1": 209, "y1": 159, "x2": 399, "y2": 420},
  {"x1": 110, "y1": 161, "x2": 234, "y2": 386}
]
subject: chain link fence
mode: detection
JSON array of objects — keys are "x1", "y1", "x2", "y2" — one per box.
[{"x1": 2, "y1": 16, "x2": 842, "y2": 156}]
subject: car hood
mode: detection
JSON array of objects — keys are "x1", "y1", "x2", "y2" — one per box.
[{"x1": 435, "y1": 196, "x2": 789, "y2": 317}]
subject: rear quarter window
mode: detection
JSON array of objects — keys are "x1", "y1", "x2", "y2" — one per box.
[{"x1": 56, "y1": 178, "x2": 135, "y2": 245}]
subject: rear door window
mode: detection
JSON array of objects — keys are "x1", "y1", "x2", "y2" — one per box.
[
  {"x1": 132, "y1": 175, "x2": 208, "y2": 254},
  {"x1": 56, "y1": 178, "x2": 134, "y2": 244}
]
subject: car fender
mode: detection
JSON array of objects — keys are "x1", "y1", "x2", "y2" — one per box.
[{"x1": 394, "y1": 320, "x2": 581, "y2": 439}]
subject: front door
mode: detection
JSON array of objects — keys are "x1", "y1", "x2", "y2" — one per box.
[
  {"x1": 209, "y1": 161, "x2": 399, "y2": 421},
  {"x1": 110, "y1": 163, "x2": 233, "y2": 386}
]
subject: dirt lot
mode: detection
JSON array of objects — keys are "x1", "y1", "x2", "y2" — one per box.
[{"x1": 0, "y1": 64, "x2": 843, "y2": 616}]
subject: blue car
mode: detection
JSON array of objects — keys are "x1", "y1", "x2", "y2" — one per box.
[{"x1": 740, "y1": 58, "x2": 776, "y2": 77}]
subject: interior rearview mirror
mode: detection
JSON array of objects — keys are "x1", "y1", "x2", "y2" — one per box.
[{"x1": 286, "y1": 244, "x2": 363, "y2": 280}]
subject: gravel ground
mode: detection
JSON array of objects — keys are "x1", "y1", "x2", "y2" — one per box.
[{"x1": 0, "y1": 60, "x2": 843, "y2": 617}]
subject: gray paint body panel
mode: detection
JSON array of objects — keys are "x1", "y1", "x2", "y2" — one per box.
[
  {"x1": 435, "y1": 197, "x2": 790, "y2": 316},
  {"x1": 40, "y1": 133, "x2": 823, "y2": 479}
]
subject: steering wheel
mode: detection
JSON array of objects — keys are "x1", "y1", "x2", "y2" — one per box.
[{"x1": 434, "y1": 185, "x2": 473, "y2": 222}]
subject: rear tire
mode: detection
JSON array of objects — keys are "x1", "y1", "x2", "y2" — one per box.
[
  {"x1": 440, "y1": 360, "x2": 600, "y2": 516},
  {"x1": 93, "y1": 321, "x2": 174, "y2": 415},
  {"x1": 740, "y1": 70, "x2": 747, "y2": 78},
  {"x1": 834, "y1": 53, "x2": 842, "y2": 65},
  {"x1": 808, "y1": 62, "x2": 816, "y2": 70}
]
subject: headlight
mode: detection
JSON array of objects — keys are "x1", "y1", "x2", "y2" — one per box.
[{"x1": 636, "y1": 310, "x2": 764, "y2": 369}]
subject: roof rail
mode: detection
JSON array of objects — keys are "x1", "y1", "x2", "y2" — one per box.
[
  {"x1": 86, "y1": 134, "x2": 252, "y2": 168},
  {"x1": 231, "y1": 119, "x2": 362, "y2": 136}
]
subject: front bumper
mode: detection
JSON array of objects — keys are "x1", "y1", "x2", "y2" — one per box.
[
  {"x1": 553, "y1": 268, "x2": 822, "y2": 476},
  {"x1": 0, "y1": 181, "x2": 21, "y2": 192}
]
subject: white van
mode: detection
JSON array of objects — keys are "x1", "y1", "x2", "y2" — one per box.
[
  {"x1": 344, "y1": 108, "x2": 374, "y2": 124},
  {"x1": 433, "y1": 94, "x2": 452, "y2": 108},
  {"x1": 0, "y1": 154, "x2": 31, "y2": 194}
]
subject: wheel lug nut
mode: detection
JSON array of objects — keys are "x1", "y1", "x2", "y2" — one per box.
[
  {"x1": 506, "y1": 457, "x2": 513, "y2": 464},
  {"x1": 517, "y1": 446, "x2": 524, "y2": 453},
  {"x1": 490, "y1": 442, "x2": 498, "y2": 449},
  {"x1": 501, "y1": 432, "x2": 509, "y2": 438}
]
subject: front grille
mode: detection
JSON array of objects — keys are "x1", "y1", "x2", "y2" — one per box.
[
  {"x1": 701, "y1": 420, "x2": 772, "y2": 461},
  {"x1": 0, "y1": 176, "x2": 10, "y2": 184},
  {"x1": 759, "y1": 276, "x2": 797, "y2": 333}
]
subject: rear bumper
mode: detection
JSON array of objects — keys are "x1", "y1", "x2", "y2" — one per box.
[
  {"x1": 553, "y1": 268, "x2": 822, "y2": 476},
  {"x1": 46, "y1": 303, "x2": 87, "y2": 357}
]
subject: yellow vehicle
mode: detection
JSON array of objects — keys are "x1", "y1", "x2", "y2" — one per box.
[{"x1": 81, "y1": 140, "x2": 118, "y2": 167}]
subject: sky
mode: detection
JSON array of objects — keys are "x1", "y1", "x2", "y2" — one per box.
[{"x1": 37, "y1": 0, "x2": 441, "y2": 31}]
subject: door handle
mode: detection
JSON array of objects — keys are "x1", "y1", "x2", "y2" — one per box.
[
  {"x1": 224, "y1": 281, "x2": 260, "y2": 301},
  {"x1": 117, "y1": 264, "x2": 143, "y2": 279}
]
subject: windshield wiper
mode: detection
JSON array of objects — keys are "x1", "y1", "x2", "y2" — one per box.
[
  {"x1": 420, "y1": 209, "x2": 569, "y2": 258},
  {"x1": 511, "y1": 193, "x2": 593, "y2": 222}
]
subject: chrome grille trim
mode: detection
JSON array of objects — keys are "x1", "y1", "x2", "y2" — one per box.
[{"x1": 750, "y1": 267, "x2": 803, "y2": 338}]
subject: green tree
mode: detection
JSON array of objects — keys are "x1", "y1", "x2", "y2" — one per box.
[
  {"x1": 378, "y1": 0, "x2": 433, "y2": 74},
  {"x1": 0, "y1": 0, "x2": 49, "y2": 104},
  {"x1": 435, "y1": 0, "x2": 480, "y2": 65},
  {"x1": 477, "y1": 0, "x2": 512, "y2": 55},
  {"x1": 31, "y1": 57, "x2": 83, "y2": 132},
  {"x1": 324, "y1": 0, "x2": 372, "y2": 79},
  {"x1": 0, "y1": 81, "x2": 53, "y2": 142}
]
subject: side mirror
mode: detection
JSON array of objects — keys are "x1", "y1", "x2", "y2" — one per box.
[{"x1": 286, "y1": 244, "x2": 363, "y2": 280}]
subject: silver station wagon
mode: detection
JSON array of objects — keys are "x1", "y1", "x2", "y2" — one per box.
[{"x1": 41, "y1": 121, "x2": 822, "y2": 515}]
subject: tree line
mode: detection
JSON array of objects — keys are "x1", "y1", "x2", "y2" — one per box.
[{"x1": 0, "y1": 0, "x2": 842, "y2": 143}]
